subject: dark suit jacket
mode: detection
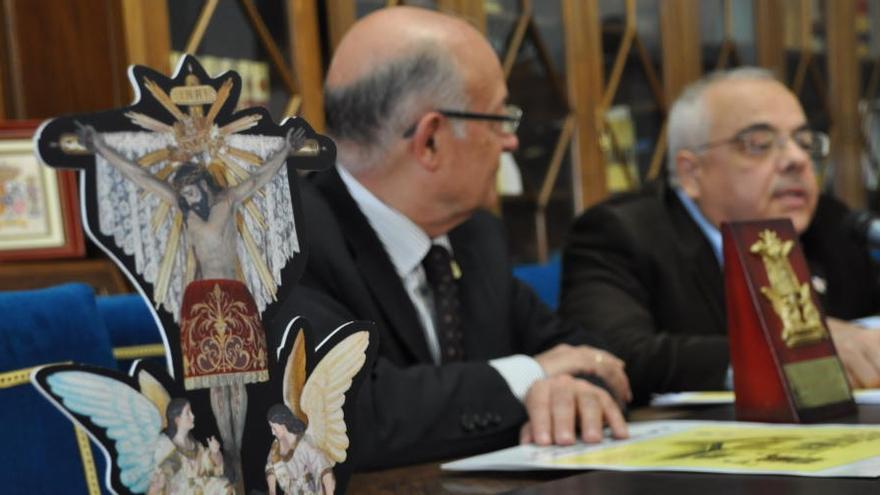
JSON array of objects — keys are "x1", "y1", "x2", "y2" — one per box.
[
  {"x1": 271, "y1": 169, "x2": 603, "y2": 469},
  {"x1": 560, "y1": 181, "x2": 880, "y2": 404}
]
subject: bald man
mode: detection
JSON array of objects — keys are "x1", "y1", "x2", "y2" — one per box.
[
  {"x1": 560, "y1": 67, "x2": 880, "y2": 404},
  {"x1": 271, "y1": 7, "x2": 629, "y2": 469}
]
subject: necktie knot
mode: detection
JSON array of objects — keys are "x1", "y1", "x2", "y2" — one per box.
[{"x1": 422, "y1": 245, "x2": 454, "y2": 286}]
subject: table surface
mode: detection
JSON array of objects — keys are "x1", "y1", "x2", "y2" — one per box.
[{"x1": 346, "y1": 404, "x2": 880, "y2": 495}]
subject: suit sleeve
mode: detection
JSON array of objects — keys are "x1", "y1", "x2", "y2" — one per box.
[{"x1": 559, "y1": 204, "x2": 728, "y2": 404}]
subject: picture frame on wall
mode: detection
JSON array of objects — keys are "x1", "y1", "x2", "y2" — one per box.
[{"x1": 0, "y1": 120, "x2": 85, "y2": 261}]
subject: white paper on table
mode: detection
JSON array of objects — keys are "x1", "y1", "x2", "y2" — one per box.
[
  {"x1": 854, "y1": 389, "x2": 880, "y2": 404},
  {"x1": 650, "y1": 391, "x2": 734, "y2": 406},
  {"x1": 441, "y1": 420, "x2": 880, "y2": 478},
  {"x1": 853, "y1": 315, "x2": 880, "y2": 329},
  {"x1": 649, "y1": 390, "x2": 880, "y2": 407}
]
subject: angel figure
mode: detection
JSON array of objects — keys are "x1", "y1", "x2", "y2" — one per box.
[
  {"x1": 40, "y1": 368, "x2": 232, "y2": 495},
  {"x1": 78, "y1": 123, "x2": 307, "y2": 485},
  {"x1": 265, "y1": 404, "x2": 333, "y2": 495},
  {"x1": 265, "y1": 329, "x2": 370, "y2": 495},
  {"x1": 148, "y1": 398, "x2": 230, "y2": 495}
]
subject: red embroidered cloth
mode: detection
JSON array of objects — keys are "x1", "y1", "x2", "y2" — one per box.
[{"x1": 179, "y1": 279, "x2": 269, "y2": 389}]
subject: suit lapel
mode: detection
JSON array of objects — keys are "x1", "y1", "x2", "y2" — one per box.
[
  {"x1": 663, "y1": 185, "x2": 726, "y2": 332},
  {"x1": 314, "y1": 169, "x2": 433, "y2": 362}
]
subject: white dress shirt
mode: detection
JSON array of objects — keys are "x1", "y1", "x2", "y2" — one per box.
[{"x1": 337, "y1": 165, "x2": 544, "y2": 401}]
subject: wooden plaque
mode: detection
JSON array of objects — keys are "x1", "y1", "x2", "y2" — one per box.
[{"x1": 723, "y1": 219, "x2": 855, "y2": 423}]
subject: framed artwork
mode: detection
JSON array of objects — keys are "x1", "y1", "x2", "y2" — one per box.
[{"x1": 0, "y1": 120, "x2": 85, "y2": 260}]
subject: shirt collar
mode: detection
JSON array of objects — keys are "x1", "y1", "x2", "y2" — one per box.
[
  {"x1": 674, "y1": 187, "x2": 723, "y2": 265},
  {"x1": 337, "y1": 165, "x2": 451, "y2": 276}
]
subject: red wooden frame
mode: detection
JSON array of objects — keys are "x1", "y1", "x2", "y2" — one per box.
[{"x1": 0, "y1": 119, "x2": 85, "y2": 261}]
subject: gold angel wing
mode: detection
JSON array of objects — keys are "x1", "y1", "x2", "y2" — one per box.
[
  {"x1": 137, "y1": 370, "x2": 171, "y2": 429},
  {"x1": 300, "y1": 331, "x2": 369, "y2": 464},
  {"x1": 283, "y1": 329, "x2": 309, "y2": 423}
]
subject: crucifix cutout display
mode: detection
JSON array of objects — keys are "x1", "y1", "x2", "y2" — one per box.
[{"x1": 30, "y1": 55, "x2": 376, "y2": 495}]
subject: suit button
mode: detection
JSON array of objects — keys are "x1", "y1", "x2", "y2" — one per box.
[
  {"x1": 476, "y1": 414, "x2": 491, "y2": 429},
  {"x1": 460, "y1": 414, "x2": 476, "y2": 432}
]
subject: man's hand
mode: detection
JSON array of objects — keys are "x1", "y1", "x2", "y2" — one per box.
[
  {"x1": 286, "y1": 127, "x2": 307, "y2": 152},
  {"x1": 828, "y1": 317, "x2": 880, "y2": 388},
  {"x1": 519, "y1": 374, "x2": 628, "y2": 445},
  {"x1": 535, "y1": 343, "x2": 632, "y2": 403}
]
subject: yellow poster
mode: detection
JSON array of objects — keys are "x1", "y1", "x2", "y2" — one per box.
[
  {"x1": 556, "y1": 425, "x2": 880, "y2": 472},
  {"x1": 443, "y1": 421, "x2": 880, "y2": 478}
]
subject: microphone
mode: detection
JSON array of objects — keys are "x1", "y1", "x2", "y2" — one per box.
[{"x1": 844, "y1": 210, "x2": 880, "y2": 248}]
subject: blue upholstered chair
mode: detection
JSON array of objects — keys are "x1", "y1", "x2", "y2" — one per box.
[
  {"x1": 0, "y1": 283, "x2": 113, "y2": 494},
  {"x1": 512, "y1": 252, "x2": 562, "y2": 310},
  {"x1": 96, "y1": 293, "x2": 166, "y2": 372}
]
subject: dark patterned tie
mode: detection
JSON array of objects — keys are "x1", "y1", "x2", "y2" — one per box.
[{"x1": 422, "y1": 245, "x2": 465, "y2": 362}]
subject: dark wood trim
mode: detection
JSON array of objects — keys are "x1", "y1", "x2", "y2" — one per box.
[{"x1": 0, "y1": 258, "x2": 130, "y2": 294}]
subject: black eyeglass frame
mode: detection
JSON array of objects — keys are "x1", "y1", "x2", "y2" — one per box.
[{"x1": 402, "y1": 104, "x2": 523, "y2": 138}]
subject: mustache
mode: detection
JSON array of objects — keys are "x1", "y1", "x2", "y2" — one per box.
[{"x1": 770, "y1": 181, "x2": 811, "y2": 196}]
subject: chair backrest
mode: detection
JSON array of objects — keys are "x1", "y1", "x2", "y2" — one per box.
[
  {"x1": 96, "y1": 293, "x2": 166, "y2": 372},
  {"x1": 0, "y1": 283, "x2": 114, "y2": 495},
  {"x1": 512, "y1": 252, "x2": 562, "y2": 310}
]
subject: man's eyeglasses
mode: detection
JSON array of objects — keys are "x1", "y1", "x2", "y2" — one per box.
[
  {"x1": 693, "y1": 125, "x2": 830, "y2": 159},
  {"x1": 402, "y1": 104, "x2": 523, "y2": 138}
]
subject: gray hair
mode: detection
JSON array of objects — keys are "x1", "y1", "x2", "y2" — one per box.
[
  {"x1": 666, "y1": 66, "x2": 779, "y2": 184},
  {"x1": 324, "y1": 44, "x2": 469, "y2": 172}
]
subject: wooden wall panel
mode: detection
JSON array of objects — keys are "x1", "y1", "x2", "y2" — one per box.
[
  {"x1": 287, "y1": 0, "x2": 325, "y2": 130},
  {"x1": 659, "y1": 0, "x2": 701, "y2": 105},
  {"x1": 119, "y1": 0, "x2": 171, "y2": 76},
  {"x1": 326, "y1": 0, "x2": 356, "y2": 53},
  {"x1": 438, "y1": 0, "x2": 487, "y2": 33},
  {"x1": 562, "y1": 0, "x2": 605, "y2": 210},
  {"x1": 754, "y1": 0, "x2": 786, "y2": 81},
  {"x1": 826, "y1": 0, "x2": 864, "y2": 208},
  {"x1": 0, "y1": 0, "x2": 129, "y2": 118},
  {"x1": 0, "y1": 7, "x2": 8, "y2": 120}
]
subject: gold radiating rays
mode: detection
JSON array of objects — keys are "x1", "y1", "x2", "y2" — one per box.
[{"x1": 127, "y1": 72, "x2": 279, "y2": 306}]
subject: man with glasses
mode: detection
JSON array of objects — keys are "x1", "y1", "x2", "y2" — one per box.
[
  {"x1": 560, "y1": 67, "x2": 880, "y2": 404},
  {"x1": 271, "y1": 6, "x2": 630, "y2": 470}
]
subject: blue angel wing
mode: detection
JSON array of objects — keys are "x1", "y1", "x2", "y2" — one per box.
[{"x1": 44, "y1": 370, "x2": 163, "y2": 493}]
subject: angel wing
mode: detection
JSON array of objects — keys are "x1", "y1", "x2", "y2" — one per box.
[
  {"x1": 298, "y1": 331, "x2": 369, "y2": 464},
  {"x1": 95, "y1": 131, "x2": 299, "y2": 321},
  {"x1": 42, "y1": 370, "x2": 166, "y2": 493},
  {"x1": 137, "y1": 370, "x2": 171, "y2": 430},
  {"x1": 282, "y1": 329, "x2": 308, "y2": 422}
]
